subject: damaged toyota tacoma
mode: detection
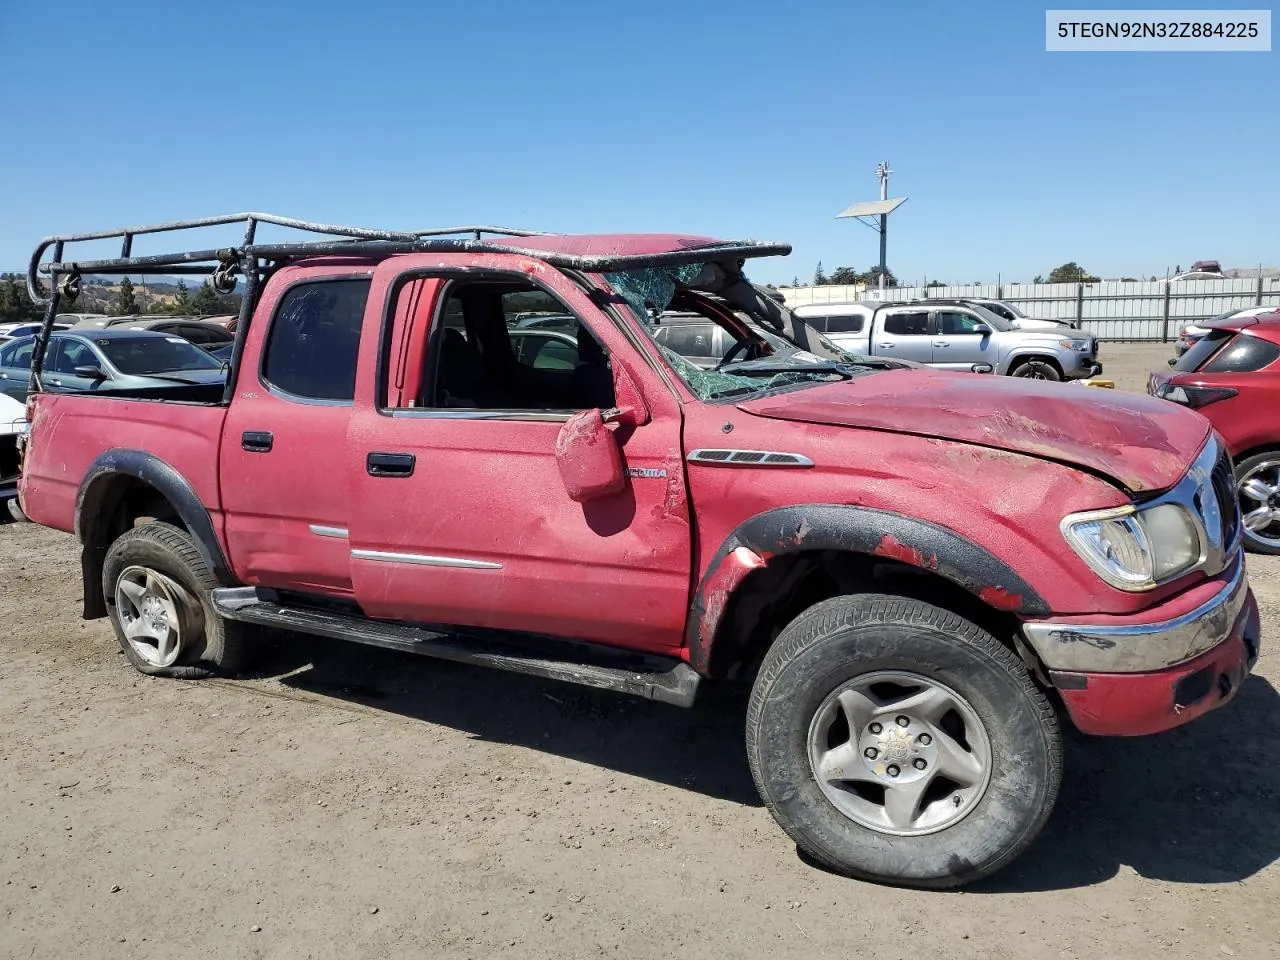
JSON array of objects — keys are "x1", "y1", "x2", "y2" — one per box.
[{"x1": 16, "y1": 214, "x2": 1260, "y2": 888}]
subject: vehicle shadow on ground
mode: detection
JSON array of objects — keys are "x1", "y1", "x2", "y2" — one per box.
[
  {"x1": 974, "y1": 672, "x2": 1280, "y2": 892},
  {"x1": 247, "y1": 633, "x2": 1280, "y2": 889},
  {"x1": 248, "y1": 631, "x2": 763, "y2": 807}
]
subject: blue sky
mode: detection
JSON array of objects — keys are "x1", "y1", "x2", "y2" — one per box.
[{"x1": 1, "y1": 1, "x2": 1274, "y2": 286}]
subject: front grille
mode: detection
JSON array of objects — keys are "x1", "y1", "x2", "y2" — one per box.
[{"x1": 1211, "y1": 452, "x2": 1240, "y2": 547}]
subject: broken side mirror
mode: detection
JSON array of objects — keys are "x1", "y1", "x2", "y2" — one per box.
[
  {"x1": 555, "y1": 408, "x2": 625, "y2": 503},
  {"x1": 606, "y1": 363, "x2": 650, "y2": 427}
]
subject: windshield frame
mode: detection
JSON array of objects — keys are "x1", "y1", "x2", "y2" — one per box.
[{"x1": 595, "y1": 267, "x2": 898, "y2": 403}]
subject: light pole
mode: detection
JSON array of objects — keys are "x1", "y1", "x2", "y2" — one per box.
[{"x1": 836, "y1": 162, "x2": 907, "y2": 295}]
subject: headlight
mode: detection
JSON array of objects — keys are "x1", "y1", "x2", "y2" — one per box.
[
  {"x1": 1061, "y1": 502, "x2": 1202, "y2": 590},
  {"x1": 1058, "y1": 339, "x2": 1091, "y2": 352}
]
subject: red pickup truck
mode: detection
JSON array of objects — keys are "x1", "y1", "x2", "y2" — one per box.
[{"x1": 18, "y1": 214, "x2": 1260, "y2": 888}]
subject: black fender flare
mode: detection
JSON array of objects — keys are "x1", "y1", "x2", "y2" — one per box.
[
  {"x1": 685, "y1": 505, "x2": 1049, "y2": 674},
  {"x1": 76, "y1": 449, "x2": 237, "y2": 618}
]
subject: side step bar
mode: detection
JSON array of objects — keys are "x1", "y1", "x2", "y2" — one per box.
[{"x1": 211, "y1": 587, "x2": 701, "y2": 708}]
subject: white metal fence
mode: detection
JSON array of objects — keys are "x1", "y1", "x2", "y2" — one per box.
[{"x1": 778, "y1": 277, "x2": 1280, "y2": 341}]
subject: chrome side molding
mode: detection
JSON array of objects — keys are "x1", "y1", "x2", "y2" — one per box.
[{"x1": 350, "y1": 549, "x2": 502, "y2": 570}]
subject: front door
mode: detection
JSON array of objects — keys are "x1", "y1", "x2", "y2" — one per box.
[
  {"x1": 931, "y1": 309, "x2": 997, "y2": 371},
  {"x1": 218, "y1": 267, "x2": 371, "y2": 596},
  {"x1": 344, "y1": 255, "x2": 693, "y2": 655},
  {"x1": 44, "y1": 337, "x2": 105, "y2": 393},
  {"x1": 875, "y1": 310, "x2": 934, "y2": 364}
]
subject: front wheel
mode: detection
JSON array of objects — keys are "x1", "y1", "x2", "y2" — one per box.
[
  {"x1": 1010, "y1": 359, "x2": 1061, "y2": 380},
  {"x1": 1235, "y1": 451, "x2": 1280, "y2": 555},
  {"x1": 746, "y1": 594, "x2": 1061, "y2": 888}
]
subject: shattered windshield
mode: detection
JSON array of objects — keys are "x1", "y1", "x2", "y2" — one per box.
[{"x1": 603, "y1": 264, "x2": 890, "y2": 401}]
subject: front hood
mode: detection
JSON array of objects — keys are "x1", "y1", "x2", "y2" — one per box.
[
  {"x1": 1011, "y1": 317, "x2": 1073, "y2": 331},
  {"x1": 1014, "y1": 330, "x2": 1093, "y2": 345},
  {"x1": 739, "y1": 369, "x2": 1209, "y2": 493}
]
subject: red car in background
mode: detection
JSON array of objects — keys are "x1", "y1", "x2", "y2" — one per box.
[{"x1": 1150, "y1": 310, "x2": 1280, "y2": 553}]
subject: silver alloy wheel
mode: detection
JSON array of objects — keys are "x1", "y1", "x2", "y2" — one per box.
[
  {"x1": 1238, "y1": 459, "x2": 1280, "y2": 548},
  {"x1": 114, "y1": 565, "x2": 188, "y2": 668},
  {"x1": 807, "y1": 671, "x2": 993, "y2": 836}
]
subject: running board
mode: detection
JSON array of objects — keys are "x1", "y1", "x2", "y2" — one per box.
[{"x1": 211, "y1": 587, "x2": 700, "y2": 708}]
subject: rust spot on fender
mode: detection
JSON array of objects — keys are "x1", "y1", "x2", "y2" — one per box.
[
  {"x1": 873, "y1": 534, "x2": 938, "y2": 571},
  {"x1": 979, "y1": 586, "x2": 1023, "y2": 611},
  {"x1": 695, "y1": 546, "x2": 766, "y2": 653}
]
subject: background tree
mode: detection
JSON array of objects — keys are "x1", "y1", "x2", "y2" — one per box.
[
  {"x1": 113, "y1": 277, "x2": 139, "y2": 315},
  {"x1": 0, "y1": 276, "x2": 25, "y2": 323},
  {"x1": 926, "y1": 279, "x2": 946, "y2": 289},
  {"x1": 1, "y1": 273, "x2": 46, "y2": 323},
  {"x1": 172, "y1": 279, "x2": 191, "y2": 314},
  {"x1": 1046, "y1": 262, "x2": 1099, "y2": 284},
  {"x1": 827, "y1": 266, "x2": 862, "y2": 285},
  {"x1": 191, "y1": 280, "x2": 218, "y2": 314},
  {"x1": 813, "y1": 261, "x2": 827, "y2": 286},
  {"x1": 1033, "y1": 274, "x2": 1046, "y2": 284}
]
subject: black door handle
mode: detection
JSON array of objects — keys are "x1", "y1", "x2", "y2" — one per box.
[
  {"x1": 242, "y1": 430, "x2": 273, "y2": 452},
  {"x1": 367, "y1": 452, "x2": 415, "y2": 478}
]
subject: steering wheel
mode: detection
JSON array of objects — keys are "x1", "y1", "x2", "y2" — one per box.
[{"x1": 715, "y1": 335, "x2": 761, "y2": 370}]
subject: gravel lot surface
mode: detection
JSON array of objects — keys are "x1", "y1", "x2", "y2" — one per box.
[{"x1": 2, "y1": 342, "x2": 1276, "y2": 960}]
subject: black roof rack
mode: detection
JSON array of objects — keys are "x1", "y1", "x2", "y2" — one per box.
[{"x1": 27, "y1": 211, "x2": 791, "y2": 303}]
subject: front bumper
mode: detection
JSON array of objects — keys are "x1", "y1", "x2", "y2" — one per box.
[{"x1": 1023, "y1": 561, "x2": 1260, "y2": 736}]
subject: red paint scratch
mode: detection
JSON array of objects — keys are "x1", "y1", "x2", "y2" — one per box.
[
  {"x1": 873, "y1": 534, "x2": 938, "y2": 570},
  {"x1": 979, "y1": 586, "x2": 1023, "y2": 611}
]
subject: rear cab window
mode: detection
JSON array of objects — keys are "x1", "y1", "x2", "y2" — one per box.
[
  {"x1": 882, "y1": 311, "x2": 930, "y2": 336},
  {"x1": 824, "y1": 313, "x2": 866, "y2": 334},
  {"x1": 262, "y1": 279, "x2": 371, "y2": 402}
]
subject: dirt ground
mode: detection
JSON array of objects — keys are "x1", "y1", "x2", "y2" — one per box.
[{"x1": 2, "y1": 342, "x2": 1277, "y2": 960}]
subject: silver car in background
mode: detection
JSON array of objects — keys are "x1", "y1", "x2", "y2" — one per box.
[{"x1": 794, "y1": 300, "x2": 1101, "y2": 380}]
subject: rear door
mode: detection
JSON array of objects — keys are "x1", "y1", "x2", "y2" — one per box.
[
  {"x1": 931, "y1": 309, "x2": 996, "y2": 370},
  {"x1": 0, "y1": 339, "x2": 36, "y2": 401},
  {"x1": 218, "y1": 267, "x2": 371, "y2": 596},
  {"x1": 344, "y1": 254, "x2": 693, "y2": 655},
  {"x1": 874, "y1": 309, "x2": 933, "y2": 363}
]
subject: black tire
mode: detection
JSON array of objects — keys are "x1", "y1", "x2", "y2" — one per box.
[
  {"x1": 102, "y1": 521, "x2": 249, "y2": 679},
  {"x1": 1234, "y1": 451, "x2": 1280, "y2": 555},
  {"x1": 746, "y1": 594, "x2": 1061, "y2": 889},
  {"x1": 1009, "y1": 358, "x2": 1061, "y2": 381}
]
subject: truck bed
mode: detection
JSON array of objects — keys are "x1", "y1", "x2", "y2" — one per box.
[{"x1": 19, "y1": 391, "x2": 229, "y2": 535}]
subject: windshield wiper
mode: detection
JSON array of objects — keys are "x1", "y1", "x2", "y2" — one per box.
[
  {"x1": 138, "y1": 373, "x2": 213, "y2": 385},
  {"x1": 714, "y1": 358, "x2": 856, "y2": 379}
]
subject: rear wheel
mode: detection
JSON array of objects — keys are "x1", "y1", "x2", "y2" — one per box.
[
  {"x1": 1235, "y1": 451, "x2": 1280, "y2": 555},
  {"x1": 1010, "y1": 358, "x2": 1061, "y2": 381},
  {"x1": 103, "y1": 522, "x2": 249, "y2": 678},
  {"x1": 746, "y1": 594, "x2": 1061, "y2": 888}
]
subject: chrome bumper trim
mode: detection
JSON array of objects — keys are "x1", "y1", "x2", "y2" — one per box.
[{"x1": 1022, "y1": 558, "x2": 1249, "y2": 674}]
